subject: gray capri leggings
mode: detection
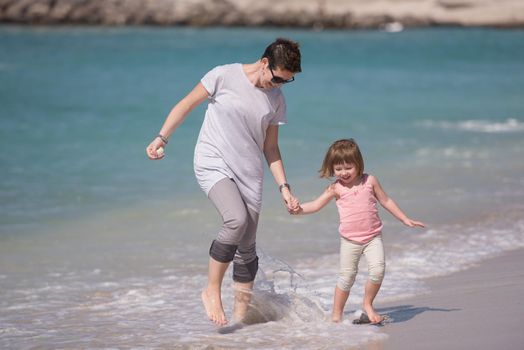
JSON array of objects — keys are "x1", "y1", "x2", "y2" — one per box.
[{"x1": 207, "y1": 177, "x2": 259, "y2": 283}]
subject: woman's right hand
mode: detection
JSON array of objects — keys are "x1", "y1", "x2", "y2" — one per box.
[{"x1": 146, "y1": 137, "x2": 166, "y2": 160}]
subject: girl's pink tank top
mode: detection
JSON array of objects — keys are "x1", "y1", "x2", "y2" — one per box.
[{"x1": 334, "y1": 174, "x2": 383, "y2": 243}]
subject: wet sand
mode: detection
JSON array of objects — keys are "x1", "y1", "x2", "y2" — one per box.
[{"x1": 369, "y1": 248, "x2": 524, "y2": 350}]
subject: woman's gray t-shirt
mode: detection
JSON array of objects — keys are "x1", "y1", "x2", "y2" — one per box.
[{"x1": 194, "y1": 63, "x2": 287, "y2": 213}]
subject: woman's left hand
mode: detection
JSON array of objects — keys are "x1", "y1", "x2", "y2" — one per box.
[{"x1": 282, "y1": 190, "x2": 300, "y2": 213}]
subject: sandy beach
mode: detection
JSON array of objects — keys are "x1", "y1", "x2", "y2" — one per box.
[
  {"x1": 1, "y1": 0, "x2": 524, "y2": 28},
  {"x1": 366, "y1": 248, "x2": 524, "y2": 350}
]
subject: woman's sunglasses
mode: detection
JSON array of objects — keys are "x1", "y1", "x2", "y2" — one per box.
[{"x1": 268, "y1": 66, "x2": 295, "y2": 84}]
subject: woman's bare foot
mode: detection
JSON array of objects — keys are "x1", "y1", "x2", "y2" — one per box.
[
  {"x1": 232, "y1": 282, "x2": 253, "y2": 323},
  {"x1": 201, "y1": 289, "x2": 227, "y2": 326},
  {"x1": 363, "y1": 304, "x2": 383, "y2": 324}
]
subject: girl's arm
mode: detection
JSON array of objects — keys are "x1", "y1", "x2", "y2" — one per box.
[
  {"x1": 370, "y1": 175, "x2": 425, "y2": 228},
  {"x1": 146, "y1": 82, "x2": 209, "y2": 160},
  {"x1": 296, "y1": 185, "x2": 336, "y2": 215},
  {"x1": 263, "y1": 125, "x2": 299, "y2": 213}
]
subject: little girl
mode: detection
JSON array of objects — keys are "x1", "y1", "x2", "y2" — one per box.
[{"x1": 295, "y1": 139, "x2": 425, "y2": 323}]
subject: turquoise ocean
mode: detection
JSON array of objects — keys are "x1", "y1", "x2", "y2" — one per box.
[{"x1": 1, "y1": 26, "x2": 524, "y2": 349}]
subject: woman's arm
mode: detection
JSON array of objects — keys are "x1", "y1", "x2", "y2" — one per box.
[
  {"x1": 146, "y1": 82, "x2": 209, "y2": 160},
  {"x1": 263, "y1": 125, "x2": 299, "y2": 212},
  {"x1": 296, "y1": 185, "x2": 336, "y2": 215},
  {"x1": 371, "y1": 175, "x2": 425, "y2": 228}
]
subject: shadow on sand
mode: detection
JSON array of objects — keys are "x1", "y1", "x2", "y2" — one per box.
[{"x1": 377, "y1": 304, "x2": 460, "y2": 323}]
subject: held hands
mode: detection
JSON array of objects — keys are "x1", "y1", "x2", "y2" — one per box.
[
  {"x1": 289, "y1": 205, "x2": 303, "y2": 215},
  {"x1": 281, "y1": 187, "x2": 301, "y2": 214},
  {"x1": 146, "y1": 136, "x2": 167, "y2": 160}
]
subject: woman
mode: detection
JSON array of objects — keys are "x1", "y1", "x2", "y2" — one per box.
[{"x1": 146, "y1": 38, "x2": 302, "y2": 326}]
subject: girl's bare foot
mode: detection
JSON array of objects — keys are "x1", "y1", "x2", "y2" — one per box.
[
  {"x1": 331, "y1": 312, "x2": 343, "y2": 323},
  {"x1": 331, "y1": 287, "x2": 349, "y2": 323},
  {"x1": 363, "y1": 304, "x2": 383, "y2": 324},
  {"x1": 201, "y1": 289, "x2": 227, "y2": 326}
]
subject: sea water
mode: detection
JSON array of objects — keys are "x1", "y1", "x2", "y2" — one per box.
[{"x1": 1, "y1": 26, "x2": 523, "y2": 349}]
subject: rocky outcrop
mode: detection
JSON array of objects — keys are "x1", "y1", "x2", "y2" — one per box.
[{"x1": 1, "y1": 0, "x2": 523, "y2": 28}]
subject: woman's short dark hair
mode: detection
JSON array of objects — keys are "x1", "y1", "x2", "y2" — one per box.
[{"x1": 262, "y1": 38, "x2": 302, "y2": 73}]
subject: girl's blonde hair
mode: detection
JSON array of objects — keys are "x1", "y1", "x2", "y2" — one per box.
[{"x1": 319, "y1": 139, "x2": 364, "y2": 178}]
